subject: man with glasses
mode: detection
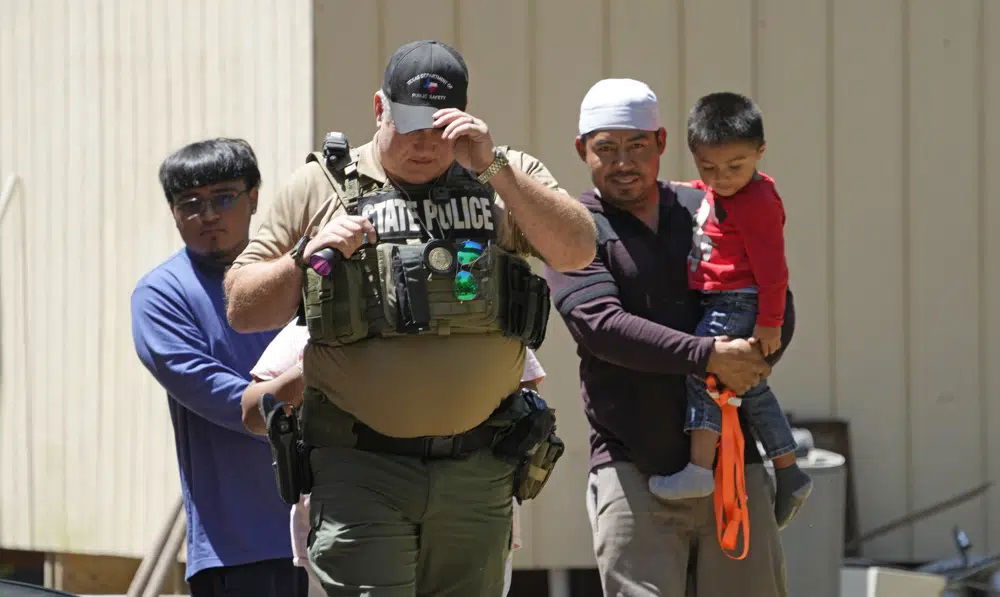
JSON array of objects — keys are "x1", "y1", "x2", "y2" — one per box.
[
  {"x1": 131, "y1": 138, "x2": 307, "y2": 597},
  {"x1": 224, "y1": 40, "x2": 596, "y2": 596}
]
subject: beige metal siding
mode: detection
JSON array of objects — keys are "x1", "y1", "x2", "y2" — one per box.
[
  {"x1": 0, "y1": 0, "x2": 312, "y2": 556},
  {"x1": 315, "y1": 0, "x2": 998, "y2": 565},
  {"x1": 986, "y1": 0, "x2": 1000, "y2": 561},
  {"x1": 907, "y1": 0, "x2": 984, "y2": 559}
]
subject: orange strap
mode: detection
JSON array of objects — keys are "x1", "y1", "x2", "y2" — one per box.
[{"x1": 705, "y1": 374, "x2": 750, "y2": 560}]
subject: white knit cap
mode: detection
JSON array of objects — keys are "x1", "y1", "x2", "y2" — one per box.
[{"x1": 578, "y1": 78, "x2": 661, "y2": 136}]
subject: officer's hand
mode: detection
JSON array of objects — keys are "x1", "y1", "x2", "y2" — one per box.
[
  {"x1": 302, "y1": 214, "x2": 377, "y2": 261},
  {"x1": 433, "y1": 108, "x2": 496, "y2": 173},
  {"x1": 705, "y1": 337, "x2": 770, "y2": 395}
]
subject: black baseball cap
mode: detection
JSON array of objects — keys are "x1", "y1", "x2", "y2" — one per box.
[{"x1": 382, "y1": 40, "x2": 469, "y2": 134}]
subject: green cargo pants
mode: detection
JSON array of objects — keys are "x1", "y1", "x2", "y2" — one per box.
[{"x1": 304, "y1": 399, "x2": 516, "y2": 596}]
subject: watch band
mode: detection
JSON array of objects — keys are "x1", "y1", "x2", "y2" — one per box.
[
  {"x1": 290, "y1": 235, "x2": 311, "y2": 270},
  {"x1": 476, "y1": 149, "x2": 510, "y2": 185}
]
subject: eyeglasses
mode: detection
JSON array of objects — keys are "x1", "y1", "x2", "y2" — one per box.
[
  {"x1": 173, "y1": 190, "x2": 249, "y2": 220},
  {"x1": 453, "y1": 240, "x2": 485, "y2": 301}
]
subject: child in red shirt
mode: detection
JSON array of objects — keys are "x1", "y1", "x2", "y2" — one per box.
[{"x1": 648, "y1": 92, "x2": 811, "y2": 529}]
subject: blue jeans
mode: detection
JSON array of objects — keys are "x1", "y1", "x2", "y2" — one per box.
[{"x1": 686, "y1": 292, "x2": 796, "y2": 459}]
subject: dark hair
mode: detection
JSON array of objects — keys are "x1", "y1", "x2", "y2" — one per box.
[
  {"x1": 687, "y1": 92, "x2": 765, "y2": 150},
  {"x1": 158, "y1": 138, "x2": 261, "y2": 202}
]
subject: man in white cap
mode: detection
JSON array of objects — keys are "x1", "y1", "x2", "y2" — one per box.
[{"x1": 544, "y1": 78, "x2": 796, "y2": 596}]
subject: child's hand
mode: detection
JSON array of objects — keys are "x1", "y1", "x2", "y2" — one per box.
[{"x1": 753, "y1": 325, "x2": 782, "y2": 357}]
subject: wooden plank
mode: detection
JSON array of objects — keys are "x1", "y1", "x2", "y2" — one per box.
[
  {"x1": 312, "y1": 0, "x2": 380, "y2": 149},
  {"x1": 58, "y1": 552, "x2": 140, "y2": 594},
  {"x1": 681, "y1": 0, "x2": 754, "y2": 181},
  {"x1": 830, "y1": 0, "x2": 911, "y2": 560},
  {"x1": 527, "y1": 0, "x2": 603, "y2": 569},
  {"x1": 984, "y1": 0, "x2": 1000, "y2": 554},
  {"x1": 608, "y1": 0, "x2": 685, "y2": 187},
  {"x1": 907, "y1": 0, "x2": 984, "y2": 560},
  {"x1": 755, "y1": 0, "x2": 832, "y2": 418},
  {"x1": 456, "y1": 0, "x2": 532, "y2": 150}
]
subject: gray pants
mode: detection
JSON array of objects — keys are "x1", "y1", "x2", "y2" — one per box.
[{"x1": 587, "y1": 462, "x2": 787, "y2": 597}]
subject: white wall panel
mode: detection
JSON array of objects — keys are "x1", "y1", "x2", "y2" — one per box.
[{"x1": 0, "y1": 0, "x2": 312, "y2": 556}]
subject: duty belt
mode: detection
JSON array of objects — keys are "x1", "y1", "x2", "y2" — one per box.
[{"x1": 352, "y1": 420, "x2": 501, "y2": 460}]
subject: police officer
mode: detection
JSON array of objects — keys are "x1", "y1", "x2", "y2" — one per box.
[{"x1": 224, "y1": 40, "x2": 596, "y2": 596}]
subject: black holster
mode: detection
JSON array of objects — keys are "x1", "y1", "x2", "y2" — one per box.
[
  {"x1": 266, "y1": 404, "x2": 313, "y2": 505},
  {"x1": 491, "y1": 388, "x2": 564, "y2": 502}
]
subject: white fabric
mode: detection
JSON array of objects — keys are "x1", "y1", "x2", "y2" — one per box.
[
  {"x1": 578, "y1": 78, "x2": 662, "y2": 135},
  {"x1": 521, "y1": 348, "x2": 545, "y2": 383},
  {"x1": 502, "y1": 553, "x2": 513, "y2": 597},
  {"x1": 249, "y1": 320, "x2": 308, "y2": 381}
]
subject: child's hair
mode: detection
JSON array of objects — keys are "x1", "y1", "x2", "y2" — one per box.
[
  {"x1": 687, "y1": 92, "x2": 765, "y2": 150},
  {"x1": 158, "y1": 138, "x2": 261, "y2": 203}
]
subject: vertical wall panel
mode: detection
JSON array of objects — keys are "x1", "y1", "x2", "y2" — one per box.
[
  {"x1": 312, "y1": 0, "x2": 380, "y2": 150},
  {"x1": 95, "y1": 0, "x2": 119, "y2": 552},
  {"x1": 457, "y1": 0, "x2": 533, "y2": 151},
  {"x1": 381, "y1": 0, "x2": 456, "y2": 74},
  {"x1": 64, "y1": 0, "x2": 93, "y2": 551},
  {"x1": 983, "y1": 0, "x2": 1000, "y2": 553},
  {"x1": 0, "y1": 0, "x2": 32, "y2": 547},
  {"x1": 0, "y1": 0, "x2": 313, "y2": 556},
  {"x1": 32, "y1": 0, "x2": 66, "y2": 549},
  {"x1": 831, "y1": 0, "x2": 911, "y2": 558},
  {"x1": 756, "y1": 0, "x2": 832, "y2": 418},
  {"x1": 681, "y1": 0, "x2": 754, "y2": 181},
  {"x1": 0, "y1": 0, "x2": 17, "y2": 546},
  {"x1": 907, "y1": 0, "x2": 985, "y2": 559},
  {"x1": 533, "y1": 0, "x2": 603, "y2": 197},
  {"x1": 608, "y1": 1, "x2": 686, "y2": 188}
]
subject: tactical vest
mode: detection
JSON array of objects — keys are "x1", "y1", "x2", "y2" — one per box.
[{"x1": 300, "y1": 146, "x2": 549, "y2": 350}]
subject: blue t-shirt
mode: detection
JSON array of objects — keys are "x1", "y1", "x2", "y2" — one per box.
[{"x1": 131, "y1": 248, "x2": 288, "y2": 579}]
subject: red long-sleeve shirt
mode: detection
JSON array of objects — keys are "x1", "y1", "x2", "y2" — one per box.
[{"x1": 688, "y1": 173, "x2": 788, "y2": 327}]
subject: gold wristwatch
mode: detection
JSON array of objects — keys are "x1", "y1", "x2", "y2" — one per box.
[{"x1": 476, "y1": 148, "x2": 510, "y2": 185}]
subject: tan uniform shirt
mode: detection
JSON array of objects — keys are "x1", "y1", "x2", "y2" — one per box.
[{"x1": 232, "y1": 138, "x2": 565, "y2": 437}]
